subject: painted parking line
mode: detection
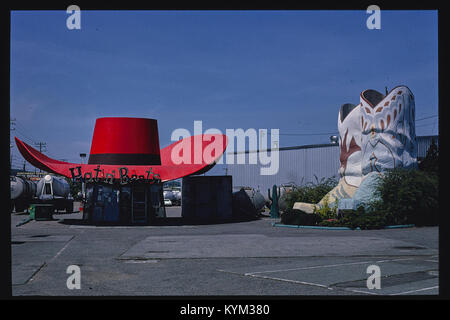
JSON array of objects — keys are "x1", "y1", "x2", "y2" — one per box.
[
  {"x1": 69, "y1": 225, "x2": 197, "y2": 229},
  {"x1": 219, "y1": 256, "x2": 438, "y2": 295},
  {"x1": 245, "y1": 257, "x2": 415, "y2": 276},
  {"x1": 246, "y1": 273, "x2": 333, "y2": 290},
  {"x1": 389, "y1": 285, "x2": 439, "y2": 295},
  {"x1": 345, "y1": 288, "x2": 380, "y2": 295}
]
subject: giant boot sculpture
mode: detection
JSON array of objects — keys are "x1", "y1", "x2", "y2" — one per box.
[
  {"x1": 293, "y1": 102, "x2": 363, "y2": 213},
  {"x1": 293, "y1": 85, "x2": 417, "y2": 213}
]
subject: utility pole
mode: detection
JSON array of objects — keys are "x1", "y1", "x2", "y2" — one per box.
[
  {"x1": 34, "y1": 142, "x2": 47, "y2": 173},
  {"x1": 10, "y1": 144, "x2": 13, "y2": 172},
  {"x1": 10, "y1": 119, "x2": 16, "y2": 171},
  {"x1": 34, "y1": 142, "x2": 47, "y2": 153},
  {"x1": 80, "y1": 153, "x2": 87, "y2": 200}
]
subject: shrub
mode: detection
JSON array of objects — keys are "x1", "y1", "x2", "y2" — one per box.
[
  {"x1": 317, "y1": 206, "x2": 388, "y2": 229},
  {"x1": 282, "y1": 176, "x2": 338, "y2": 210},
  {"x1": 65, "y1": 177, "x2": 82, "y2": 200},
  {"x1": 313, "y1": 195, "x2": 338, "y2": 220},
  {"x1": 343, "y1": 206, "x2": 387, "y2": 229},
  {"x1": 374, "y1": 168, "x2": 438, "y2": 226},
  {"x1": 280, "y1": 167, "x2": 438, "y2": 229},
  {"x1": 280, "y1": 209, "x2": 322, "y2": 226}
]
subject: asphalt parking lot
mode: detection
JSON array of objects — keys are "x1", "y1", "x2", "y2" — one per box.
[{"x1": 11, "y1": 206, "x2": 439, "y2": 296}]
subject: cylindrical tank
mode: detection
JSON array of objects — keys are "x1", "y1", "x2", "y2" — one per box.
[
  {"x1": 11, "y1": 176, "x2": 36, "y2": 200},
  {"x1": 243, "y1": 188, "x2": 266, "y2": 212},
  {"x1": 36, "y1": 174, "x2": 70, "y2": 198},
  {"x1": 11, "y1": 176, "x2": 25, "y2": 200},
  {"x1": 11, "y1": 176, "x2": 36, "y2": 212}
]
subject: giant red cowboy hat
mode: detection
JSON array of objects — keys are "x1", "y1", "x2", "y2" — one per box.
[{"x1": 15, "y1": 117, "x2": 228, "y2": 182}]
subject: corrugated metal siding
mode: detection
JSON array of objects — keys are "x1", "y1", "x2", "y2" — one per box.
[
  {"x1": 228, "y1": 144, "x2": 340, "y2": 192},
  {"x1": 416, "y1": 135, "x2": 438, "y2": 159},
  {"x1": 227, "y1": 135, "x2": 437, "y2": 192}
]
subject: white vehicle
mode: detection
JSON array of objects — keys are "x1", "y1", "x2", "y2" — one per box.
[
  {"x1": 164, "y1": 199, "x2": 172, "y2": 206},
  {"x1": 163, "y1": 189, "x2": 181, "y2": 206}
]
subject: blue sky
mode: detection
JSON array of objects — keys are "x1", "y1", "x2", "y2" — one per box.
[{"x1": 10, "y1": 10, "x2": 438, "y2": 171}]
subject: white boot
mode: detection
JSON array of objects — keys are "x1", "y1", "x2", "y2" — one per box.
[
  {"x1": 351, "y1": 86, "x2": 418, "y2": 205},
  {"x1": 360, "y1": 85, "x2": 417, "y2": 177}
]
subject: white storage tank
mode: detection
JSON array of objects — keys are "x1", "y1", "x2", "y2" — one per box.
[
  {"x1": 10, "y1": 176, "x2": 37, "y2": 212},
  {"x1": 36, "y1": 174, "x2": 70, "y2": 199}
]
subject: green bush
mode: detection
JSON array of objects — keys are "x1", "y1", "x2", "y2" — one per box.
[
  {"x1": 281, "y1": 209, "x2": 322, "y2": 226},
  {"x1": 344, "y1": 206, "x2": 387, "y2": 229},
  {"x1": 282, "y1": 176, "x2": 338, "y2": 210},
  {"x1": 313, "y1": 195, "x2": 338, "y2": 220},
  {"x1": 374, "y1": 168, "x2": 438, "y2": 226},
  {"x1": 280, "y1": 167, "x2": 438, "y2": 229},
  {"x1": 315, "y1": 206, "x2": 388, "y2": 229}
]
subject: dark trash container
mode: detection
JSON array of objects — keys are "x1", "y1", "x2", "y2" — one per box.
[
  {"x1": 34, "y1": 204, "x2": 54, "y2": 221},
  {"x1": 182, "y1": 176, "x2": 232, "y2": 222}
]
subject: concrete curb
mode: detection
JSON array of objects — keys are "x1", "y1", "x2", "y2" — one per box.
[
  {"x1": 272, "y1": 223, "x2": 415, "y2": 230},
  {"x1": 383, "y1": 224, "x2": 415, "y2": 229}
]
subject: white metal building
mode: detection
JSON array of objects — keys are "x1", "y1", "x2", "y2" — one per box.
[{"x1": 226, "y1": 135, "x2": 438, "y2": 193}]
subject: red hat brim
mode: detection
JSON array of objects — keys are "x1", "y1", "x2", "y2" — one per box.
[{"x1": 15, "y1": 134, "x2": 228, "y2": 182}]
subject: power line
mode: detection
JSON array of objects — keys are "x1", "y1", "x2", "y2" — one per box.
[
  {"x1": 416, "y1": 115, "x2": 438, "y2": 122},
  {"x1": 15, "y1": 120, "x2": 38, "y2": 137},
  {"x1": 275, "y1": 116, "x2": 437, "y2": 137},
  {"x1": 416, "y1": 122, "x2": 438, "y2": 128},
  {"x1": 12, "y1": 122, "x2": 69, "y2": 167},
  {"x1": 10, "y1": 118, "x2": 16, "y2": 131},
  {"x1": 14, "y1": 119, "x2": 51, "y2": 146},
  {"x1": 278, "y1": 132, "x2": 338, "y2": 136},
  {"x1": 33, "y1": 142, "x2": 47, "y2": 173},
  {"x1": 14, "y1": 122, "x2": 39, "y2": 144},
  {"x1": 14, "y1": 129, "x2": 37, "y2": 145}
]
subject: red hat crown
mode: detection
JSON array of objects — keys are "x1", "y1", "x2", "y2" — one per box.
[{"x1": 88, "y1": 117, "x2": 161, "y2": 165}]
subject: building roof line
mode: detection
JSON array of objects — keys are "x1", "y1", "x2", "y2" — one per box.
[
  {"x1": 228, "y1": 135, "x2": 438, "y2": 155},
  {"x1": 229, "y1": 143, "x2": 338, "y2": 155}
]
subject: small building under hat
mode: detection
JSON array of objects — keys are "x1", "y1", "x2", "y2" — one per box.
[{"x1": 15, "y1": 117, "x2": 228, "y2": 224}]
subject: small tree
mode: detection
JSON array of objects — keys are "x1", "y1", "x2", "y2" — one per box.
[
  {"x1": 419, "y1": 138, "x2": 439, "y2": 174},
  {"x1": 65, "y1": 177, "x2": 82, "y2": 200}
]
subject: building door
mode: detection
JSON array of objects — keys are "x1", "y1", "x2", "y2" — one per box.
[
  {"x1": 103, "y1": 185, "x2": 119, "y2": 222},
  {"x1": 119, "y1": 186, "x2": 131, "y2": 223},
  {"x1": 150, "y1": 183, "x2": 166, "y2": 218},
  {"x1": 132, "y1": 184, "x2": 147, "y2": 223},
  {"x1": 92, "y1": 185, "x2": 104, "y2": 222}
]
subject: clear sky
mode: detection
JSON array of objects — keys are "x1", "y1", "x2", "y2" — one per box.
[{"x1": 10, "y1": 10, "x2": 438, "y2": 172}]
